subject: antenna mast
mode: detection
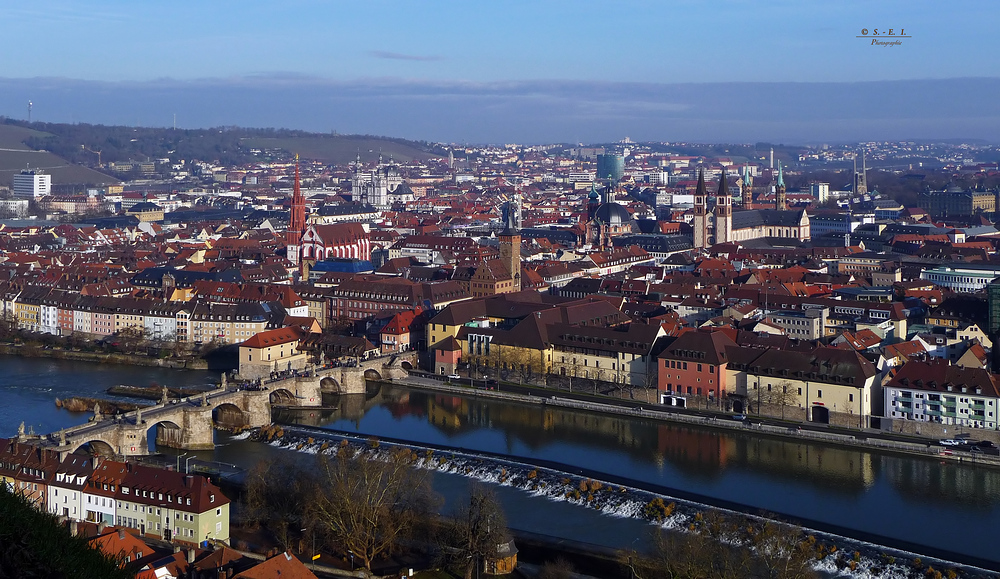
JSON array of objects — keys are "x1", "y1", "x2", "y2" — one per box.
[{"x1": 27, "y1": 101, "x2": 32, "y2": 123}]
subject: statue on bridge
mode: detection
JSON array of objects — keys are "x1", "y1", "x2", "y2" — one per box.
[
  {"x1": 17, "y1": 421, "x2": 25, "y2": 440},
  {"x1": 161, "y1": 386, "x2": 169, "y2": 405},
  {"x1": 93, "y1": 402, "x2": 102, "y2": 421}
]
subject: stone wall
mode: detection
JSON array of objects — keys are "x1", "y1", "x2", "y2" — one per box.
[{"x1": 881, "y1": 417, "x2": 1000, "y2": 444}]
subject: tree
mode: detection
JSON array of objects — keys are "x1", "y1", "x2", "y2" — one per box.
[
  {"x1": 443, "y1": 483, "x2": 510, "y2": 579},
  {"x1": 745, "y1": 518, "x2": 817, "y2": 579},
  {"x1": 241, "y1": 456, "x2": 314, "y2": 548},
  {"x1": 620, "y1": 510, "x2": 816, "y2": 579},
  {"x1": 759, "y1": 381, "x2": 797, "y2": 420},
  {"x1": 310, "y1": 443, "x2": 438, "y2": 572}
]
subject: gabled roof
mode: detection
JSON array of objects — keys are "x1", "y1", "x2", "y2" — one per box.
[
  {"x1": 234, "y1": 551, "x2": 317, "y2": 579},
  {"x1": 241, "y1": 327, "x2": 303, "y2": 349}
]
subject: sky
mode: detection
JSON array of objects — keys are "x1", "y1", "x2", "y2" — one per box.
[{"x1": 0, "y1": 0, "x2": 997, "y2": 143}]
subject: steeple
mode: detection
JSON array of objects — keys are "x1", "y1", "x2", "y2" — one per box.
[
  {"x1": 587, "y1": 181, "x2": 600, "y2": 221},
  {"x1": 498, "y1": 187, "x2": 522, "y2": 290},
  {"x1": 693, "y1": 169, "x2": 709, "y2": 249},
  {"x1": 287, "y1": 153, "x2": 307, "y2": 260},
  {"x1": 715, "y1": 167, "x2": 732, "y2": 244},
  {"x1": 775, "y1": 161, "x2": 787, "y2": 211}
]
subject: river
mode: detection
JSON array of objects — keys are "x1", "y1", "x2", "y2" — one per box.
[{"x1": 2, "y1": 357, "x2": 998, "y2": 572}]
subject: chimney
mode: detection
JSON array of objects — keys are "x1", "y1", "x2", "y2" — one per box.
[
  {"x1": 174, "y1": 545, "x2": 182, "y2": 554},
  {"x1": 70, "y1": 521, "x2": 79, "y2": 537},
  {"x1": 97, "y1": 522, "x2": 107, "y2": 534},
  {"x1": 118, "y1": 529, "x2": 125, "y2": 540},
  {"x1": 188, "y1": 548, "x2": 196, "y2": 564}
]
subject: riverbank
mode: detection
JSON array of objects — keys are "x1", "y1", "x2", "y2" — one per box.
[
  {"x1": 0, "y1": 343, "x2": 209, "y2": 369},
  {"x1": 251, "y1": 424, "x2": 999, "y2": 577},
  {"x1": 389, "y1": 376, "x2": 1000, "y2": 470}
]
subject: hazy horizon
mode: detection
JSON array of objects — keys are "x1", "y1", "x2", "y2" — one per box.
[{"x1": 2, "y1": 75, "x2": 998, "y2": 146}]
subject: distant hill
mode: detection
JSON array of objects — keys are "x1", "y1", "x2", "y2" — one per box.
[
  {"x1": 241, "y1": 135, "x2": 438, "y2": 165},
  {"x1": 0, "y1": 124, "x2": 119, "y2": 187},
  {"x1": 0, "y1": 119, "x2": 443, "y2": 186}
]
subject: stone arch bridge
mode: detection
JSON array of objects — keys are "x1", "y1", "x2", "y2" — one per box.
[{"x1": 34, "y1": 355, "x2": 413, "y2": 459}]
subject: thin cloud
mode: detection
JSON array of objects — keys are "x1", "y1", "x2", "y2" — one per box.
[{"x1": 368, "y1": 50, "x2": 443, "y2": 62}]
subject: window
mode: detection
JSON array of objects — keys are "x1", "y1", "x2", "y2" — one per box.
[
  {"x1": 849, "y1": 394, "x2": 854, "y2": 402},
  {"x1": 216, "y1": 508, "x2": 222, "y2": 516},
  {"x1": 817, "y1": 390, "x2": 823, "y2": 398}
]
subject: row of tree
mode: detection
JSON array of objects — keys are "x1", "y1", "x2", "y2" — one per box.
[
  {"x1": 241, "y1": 440, "x2": 509, "y2": 578},
  {"x1": 244, "y1": 435, "x2": 937, "y2": 579}
]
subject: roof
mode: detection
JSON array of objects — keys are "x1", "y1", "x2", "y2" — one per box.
[
  {"x1": 887, "y1": 359, "x2": 1000, "y2": 397},
  {"x1": 234, "y1": 551, "x2": 317, "y2": 579},
  {"x1": 241, "y1": 327, "x2": 303, "y2": 349}
]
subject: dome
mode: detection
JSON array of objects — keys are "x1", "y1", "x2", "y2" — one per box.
[{"x1": 593, "y1": 202, "x2": 631, "y2": 226}]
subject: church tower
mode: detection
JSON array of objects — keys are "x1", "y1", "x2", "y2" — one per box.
[
  {"x1": 286, "y1": 154, "x2": 307, "y2": 265},
  {"x1": 853, "y1": 151, "x2": 868, "y2": 196},
  {"x1": 498, "y1": 189, "x2": 522, "y2": 290},
  {"x1": 740, "y1": 165, "x2": 754, "y2": 208},
  {"x1": 693, "y1": 169, "x2": 709, "y2": 249},
  {"x1": 775, "y1": 161, "x2": 787, "y2": 211},
  {"x1": 587, "y1": 182, "x2": 600, "y2": 221},
  {"x1": 714, "y1": 167, "x2": 732, "y2": 244}
]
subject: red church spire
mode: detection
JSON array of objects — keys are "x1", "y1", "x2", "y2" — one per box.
[{"x1": 288, "y1": 153, "x2": 306, "y2": 246}]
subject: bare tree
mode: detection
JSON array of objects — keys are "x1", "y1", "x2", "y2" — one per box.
[
  {"x1": 620, "y1": 510, "x2": 816, "y2": 579},
  {"x1": 443, "y1": 483, "x2": 511, "y2": 579},
  {"x1": 310, "y1": 443, "x2": 437, "y2": 571},
  {"x1": 759, "y1": 381, "x2": 797, "y2": 420},
  {"x1": 241, "y1": 456, "x2": 314, "y2": 548},
  {"x1": 745, "y1": 518, "x2": 817, "y2": 579}
]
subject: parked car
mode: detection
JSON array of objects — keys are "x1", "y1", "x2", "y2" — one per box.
[
  {"x1": 447, "y1": 374, "x2": 461, "y2": 380},
  {"x1": 975, "y1": 440, "x2": 996, "y2": 449},
  {"x1": 939, "y1": 439, "x2": 963, "y2": 446}
]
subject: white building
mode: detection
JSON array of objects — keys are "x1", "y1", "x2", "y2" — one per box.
[
  {"x1": 810, "y1": 182, "x2": 830, "y2": 203},
  {"x1": 13, "y1": 170, "x2": 51, "y2": 200},
  {"x1": 920, "y1": 265, "x2": 1000, "y2": 293}
]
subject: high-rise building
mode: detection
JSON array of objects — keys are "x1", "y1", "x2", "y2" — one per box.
[
  {"x1": 13, "y1": 170, "x2": 51, "y2": 199},
  {"x1": 596, "y1": 154, "x2": 625, "y2": 182},
  {"x1": 810, "y1": 182, "x2": 830, "y2": 203}
]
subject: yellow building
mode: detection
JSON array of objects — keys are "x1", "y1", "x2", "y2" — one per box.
[{"x1": 238, "y1": 327, "x2": 308, "y2": 379}]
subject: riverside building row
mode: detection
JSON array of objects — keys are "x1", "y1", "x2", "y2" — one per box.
[{"x1": 0, "y1": 438, "x2": 230, "y2": 545}]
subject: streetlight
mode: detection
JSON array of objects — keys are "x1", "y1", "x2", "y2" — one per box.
[
  {"x1": 348, "y1": 549, "x2": 354, "y2": 570},
  {"x1": 184, "y1": 455, "x2": 195, "y2": 474},
  {"x1": 176, "y1": 453, "x2": 188, "y2": 472},
  {"x1": 300, "y1": 528, "x2": 316, "y2": 562}
]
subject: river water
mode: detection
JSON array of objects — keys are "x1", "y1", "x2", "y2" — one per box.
[{"x1": 3, "y1": 357, "x2": 999, "y2": 572}]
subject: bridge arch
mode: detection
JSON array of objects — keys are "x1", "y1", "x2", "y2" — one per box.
[
  {"x1": 213, "y1": 402, "x2": 249, "y2": 430},
  {"x1": 401, "y1": 361, "x2": 413, "y2": 371},
  {"x1": 320, "y1": 377, "x2": 342, "y2": 393},
  {"x1": 73, "y1": 439, "x2": 116, "y2": 457},
  {"x1": 364, "y1": 369, "x2": 383, "y2": 381},
  {"x1": 147, "y1": 420, "x2": 183, "y2": 452},
  {"x1": 270, "y1": 388, "x2": 297, "y2": 405}
]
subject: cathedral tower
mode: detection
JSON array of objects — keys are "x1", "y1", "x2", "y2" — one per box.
[
  {"x1": 714, "y1": 167, "x2": 732, "y2": 244},
  {"x1": 693, "y1": 169, "x2": 709, "y2": 249}
]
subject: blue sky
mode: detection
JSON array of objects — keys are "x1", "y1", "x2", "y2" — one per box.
[{"x1": 0, "y1": 1, "x2": 996, "y2": 143}]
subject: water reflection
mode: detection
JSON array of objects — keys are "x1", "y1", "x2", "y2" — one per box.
[{"x1": 273, "y1": 384, "x2": 1000, "y2": 512}]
